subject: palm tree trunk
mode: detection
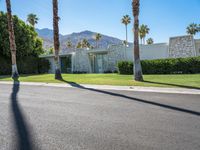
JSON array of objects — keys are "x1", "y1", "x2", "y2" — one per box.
[
  {"x1": 53, "y1": 0, "x2": 62, "y2": 79},
  {"x1": 132, "y1": 0, "x2": 143, "y2": 81},
  {"x1": 6, "y1": 0, "x2": 19, "y2": 80},
  {"x1": 126, "y1": 25, "x2": 128, "y2": 44}
]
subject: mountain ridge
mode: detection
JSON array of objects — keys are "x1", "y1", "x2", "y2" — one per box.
[{"x1": 36, "y1": 28, "x2": 124, "y2": 52}]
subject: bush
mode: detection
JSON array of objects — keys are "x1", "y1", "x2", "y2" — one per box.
[
  {"x1": 38, "y1": 58, "x2": 50, "y2": 74},
  {"x1": 117, "y1": 56, "x2": 200, "y2": 75},
  {"x1": 117, "y1": 61, "x2": 133, "y2": 75},
  {"x1": 0, "y1": 56, "x2": 50, "y2": 75}
]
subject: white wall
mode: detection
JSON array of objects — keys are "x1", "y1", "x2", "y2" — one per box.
[
  {"x1": 195, "y1": 39, "x2": 200, "y2": 56},
  {"x1": 114, "y1": 43, "x2": 169, "y2": 61}
]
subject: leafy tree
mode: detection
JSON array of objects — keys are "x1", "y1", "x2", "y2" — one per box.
[
  {"x1": 139, "y1": 24, "x2": 150, "y2": 44},
  {"x1": 53, "y1": 0, "x2": 62, "y2": 79},
  {"x1": 27, "y1": 13, "x2": 39, "y2": 28},
  {"x1": 132, "y1": 0, "x2": 143, "y2": 81},
  {"x1": 146, "y1": 38, "x2": 154, "y2": 45},
  {"x1": 0, "y1": 11, "x2": 43, "y2": 59},
  {"x1": 186, "y1": 23, "x2": 199, "y2": 35},
  {"x1": 94, "y1": 33, "x2": 102, "y2": 48},
  {"x1": 121, "y1": 15, "x2": 131, "y2": 44}
]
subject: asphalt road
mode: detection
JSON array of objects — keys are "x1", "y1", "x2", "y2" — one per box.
[{"x1": 0, "y1": 82, "x2": 200, "y2": 150}]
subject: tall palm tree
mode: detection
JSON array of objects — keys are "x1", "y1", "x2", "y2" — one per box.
[
  {"x1": 53, "y1": 0, "x2": 62, "y2": 79},
  {"x1": 121, "y1": 15, "x2": 131, "y2": 44},
  {"x1": 132, "y1": 0, "x2": 143, "y2": 81},
  {"x1": 139, "y1": 24, "x2": 150, "y2": 44},
  {"x1": 27, "y1": 13, "x2": 39, "y2": 28},
  {"x1": 139, "y1": 28, "x2": 145, "y2": 44},
  {"x1": 6, "y1": 0, "x2": 19, "y2": 80},
  {"x1": 94, "y1": 33, "x2": 102, "y2": 48},
  {"x1": 186, "y1": 23, "x2": 199, "y2": 35}
]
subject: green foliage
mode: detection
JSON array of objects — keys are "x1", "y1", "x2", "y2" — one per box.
[
  {"x1": 0, "y1": 11, "x2": 44, "y2": 59},
  {"x1": 121, "y1": 15, "x2": 131, "y2": 25},
  {"x1": 27, "y1": 13, "x2": 39, "y2": 27},
  {"x1": 0, "y1": 11, "x2": 48, "y2": 75},
  {"x1": 117, "y1": 57, "x2": 200, "y2": 75},
  {"x1": 117, "y1": 61, "x2": 133, "y2": 75},
  {"x1": 186, "y1": 23, "x2": 199, "y2": 35},
  {"x1": 139, "y1": 24, "x2": 150, "y2": 44},
  {"x1": 0, "y1": 56, "x2": 50, "y2": 75},
  {"x1": 38, "y1": 59, "x2": 50, "y2": 74},
  {"x1": 146, "y1": 38, "x2": 154, "y2": 45}
]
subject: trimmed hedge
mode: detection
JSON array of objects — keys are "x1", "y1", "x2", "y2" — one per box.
[
  {"x1": 0, "y1": 56, "x2": 50, "y2": 75},
  {"x1": 117, "y1": 57, "x2": 200, "y2": 75}
]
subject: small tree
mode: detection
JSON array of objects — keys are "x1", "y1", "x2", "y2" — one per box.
[
  {"x1": 82, "y1": 39, "x2": 90, "y2": 49},
  {"x1": 146, "y1": 38, "x2": 154, "y2": 45},
  {"x1": 27, "y1": 13, "x2": 39, "y2": 28},
  {"x1": 94, "y1": 33, "x2": 102, "y2": 48},
  {"x1": 186, "y1": 23, "x2": 199, "y2": 35},
  {"x1": 66, "y1": 40, "x2": 73, "y2": 49}
]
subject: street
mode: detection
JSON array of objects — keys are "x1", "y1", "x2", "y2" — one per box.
[{"x1": 0, "y1": 82, "x2": 200, "y2": 150}]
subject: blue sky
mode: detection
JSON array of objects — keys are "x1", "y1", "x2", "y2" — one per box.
[{"x1": 0, "y1": 0, "x2": 200, "y2": 43}]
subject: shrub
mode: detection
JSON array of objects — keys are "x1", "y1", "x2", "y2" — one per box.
[
  {"x1": 117, "y1": 56, "x2": 200, "y2": 75},
  {"x1": 117, "y1": 61, "x2": 133, "y2": 75},
  {"x1": 0, "y1": 56, "x2": 50, "y2": 75},
  {"x1": 38, "y1": 58, "x2": 50, "y2": 74}
]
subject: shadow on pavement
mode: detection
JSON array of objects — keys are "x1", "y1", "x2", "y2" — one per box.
[
  {"x1": 144, "y1": 80, "x2": 200, "y2": 90},
  {"x1": 60, "y1": 79, "x2": 200, "y2": 117},
  {"x1": 10, "y1": 80, "x2": 35, "y2": 150}
]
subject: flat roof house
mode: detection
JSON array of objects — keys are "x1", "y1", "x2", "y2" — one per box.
[{"x1": 40, "y1": 35, "x2": 200, "y2": 73}]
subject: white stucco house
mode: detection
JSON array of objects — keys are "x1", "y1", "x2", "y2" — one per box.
[{"x1": 40, "y1": 35, "x2": 200, "y2": 73}]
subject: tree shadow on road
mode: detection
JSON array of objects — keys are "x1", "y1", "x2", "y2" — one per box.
[
  {"x1": 143, "y1": 80, "x2": 200, "y2": 90},
  {"x1": 60, "y1": 79, "x2": 200, "y2": 117},
  {"x1": 10, "y1": 80, "x2": 36, "y2": 150}
]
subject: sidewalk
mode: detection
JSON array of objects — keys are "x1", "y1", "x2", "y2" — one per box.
[{"x1": 0, "y1": 81, "x2": 200, "y2": 95}]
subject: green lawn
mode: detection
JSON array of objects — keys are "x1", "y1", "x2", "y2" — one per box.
[{"x1": 0, "y1": 74, "x2": 200, "y2": 89}]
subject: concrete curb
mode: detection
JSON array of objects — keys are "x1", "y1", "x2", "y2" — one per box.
[{"x1": 0, "y1": 81, "x2": 200, "y2": 95}]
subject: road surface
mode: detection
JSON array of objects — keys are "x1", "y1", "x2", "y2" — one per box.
[{"x1": 0, "y1": 82, "x2": 200, "y2": 150}]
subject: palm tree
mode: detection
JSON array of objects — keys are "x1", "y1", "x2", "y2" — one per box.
[
  {"x1": 76, "y1": 41, "x2": 82, "y2": 49},
  {"x1": 27, "y1": 13, "x2": 39, "y2": 28},
  {"x1": 132, "y1": 0, "x2": 143, "y2": 81},
  {"x1": 53, "y1": 0, "x2": 62, "y2": 79},
  {"x1": 186, "y1": 23, "x2": 199, "y2": 35},
  {"x1": 121, "y1": 15, "x2": 131, "y2": 45},
  {"x1": 139, "y1": 24, "x2": 150, "y2": 44},
  {"x1": 94, "y1": 33, "x2": 102, "y2": 48},
  {"x1": 146, "y1": 38, "x2": 154, "y2": 45},
  {"x1": 66, "y1": 40, "x2": 73, "y2": 49},
  {"x1": 82, "y1": 39, "x2": 90, "y2": 49},
  {"x1": 6, "y1": 0, "x2": 19, "y2": 80},
  {"x1": 139, "y1": 28, "x2": 145, "y2": 44}
]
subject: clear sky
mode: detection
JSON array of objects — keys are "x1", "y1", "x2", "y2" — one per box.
[{"x1": 0, "y1": 0, "x2": 200, "y2": 43}]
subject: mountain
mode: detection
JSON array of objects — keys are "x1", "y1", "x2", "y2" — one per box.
[{"x1": 36, "y1": 28, "x2": 124, "y2": 52}]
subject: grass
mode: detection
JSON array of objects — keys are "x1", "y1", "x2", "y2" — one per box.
[{"x1": 0, "y1": 74, "x2": 200, "y2": 89}]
